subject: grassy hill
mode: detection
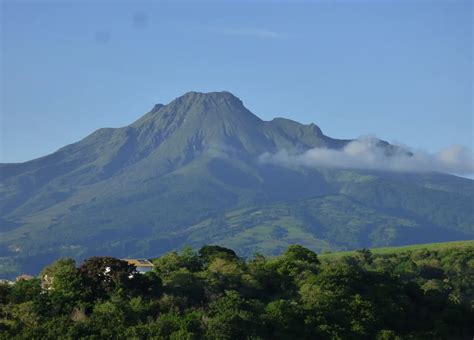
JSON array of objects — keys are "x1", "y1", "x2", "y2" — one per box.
[{"x1": 319, "y1": 239, "x2": 474, "y2": 260}]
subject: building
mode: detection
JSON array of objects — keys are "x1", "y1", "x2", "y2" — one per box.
[
  {"x1": 122, "y1": 259, "x2": 154, "y2": 274},
  {"x1": 0, "y1": 279, "x2": 14, "y2": 285},
  {"x1": 16, "y1": 274, "x2": 34, "y2": 282}
]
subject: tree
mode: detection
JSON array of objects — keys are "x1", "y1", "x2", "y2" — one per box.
[
  {"x1": 9, "y1": 278, "x2": 42, "y2": 305},
  {"x1": 163, "y1": 269, "x2": 205, "y2": 307},
  {"x1": 355, "y1": 248, "x2": 374, "y2": 265},
  {"x1": 283, "y1": 245, "x2": 320, "y2": 264},
  {"x1": 261, "y1": 300, "x2": 305, "y2": 339},
  {"x1": 204, "y1": 258, "x2": 247, "y2": 297},
  {"x1": 2, "y1": 243, "x2": 474, "y2": 339},
  {"x1": 271, "y1": 245, "x2": 320, "y2": 289},
  {"x1": 40, "y1": 258, "x2": 84, "y2": 313},
  {"x1": 40, "y1": 258, "x2": 77, "y2": 290},
  {"x1": 87, "y1": 300, "x2": 128, "y2": 337},
  {"x1": 153, "y1": 247, "x2": 202, "y2": 278},
  {"x1": 198, "y1": 245, "x2": 239, "y2": 264},
  {"x1": 131, "y1": 270, "x2": 163, "y2": 298},
  {"x1": 205, "y1": 290, "x2": 261, "y2": 339},
  {"x1": 0, "y1": 283, "x2": 11, "y2": 304},
  {"x1": 247, "y1": 254, "x2": 283, "y2": 298},
  {"x1": 79, "y1": 256, "x2": 137, "y2": 300}
]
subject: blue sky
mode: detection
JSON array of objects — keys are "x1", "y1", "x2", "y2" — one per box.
[{"x1": 1, "y1": 0, "x2": 472, "y2": 163}]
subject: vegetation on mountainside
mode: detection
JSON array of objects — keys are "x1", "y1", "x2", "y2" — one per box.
[
  {"x1": 1, "y1": 91, "x2": 473, "y2": 278},
  {"x1": 319, "y1": 240, "x2": 474, "y2": 259},
  {"x1": 0, "y1": 242, "x2": 473, "y2": 339}
]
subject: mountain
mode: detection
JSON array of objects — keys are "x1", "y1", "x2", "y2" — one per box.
[{"x1": 1, "y1": 91, "x2": 473, "y2": 277}]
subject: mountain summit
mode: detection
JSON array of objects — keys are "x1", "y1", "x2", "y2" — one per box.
[
  {"x1": 134, "y1": 91, "x2": 258, "y2": 126},
  {"x1": 130, "y1": 91, "x2": 271, "y2": 159},
  {"x1": 130, "y1": 91, "x2": 346, "y2": 160},
  {"x1": 0, "y1": 91, "x2": 473, "y2": 278}
]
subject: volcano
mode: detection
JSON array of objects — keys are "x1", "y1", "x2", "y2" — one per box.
[{"x1": 1, "y1": 91, "x2": 472, "y2": 277}]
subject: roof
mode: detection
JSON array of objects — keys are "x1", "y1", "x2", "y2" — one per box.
[
  {"x1": 123, "y1": 259, "x2": 154, "y2": 268},
  {"x1": 16, "y1": 274, "x2": 34, "y2": 281},
  {"x1": 0, "y1": 279, "x2": 14, "y2": 285}
]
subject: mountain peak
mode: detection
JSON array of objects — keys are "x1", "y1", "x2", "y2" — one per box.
[
  {"x1": 173, "y1": 91, "x2": 245, "y2": 109},
  {"x1": 152, "y1": 90, "x2": 260, "y2": 125},
  {"x1": 150, "y1": 103, "x2": 164, "y2": 113},
  {"x1": 133, "y1": 91, "x2": 253, "y2": 127},
  {"x1": 181, "y1": 90, "x2": 239, "y2": 99}
]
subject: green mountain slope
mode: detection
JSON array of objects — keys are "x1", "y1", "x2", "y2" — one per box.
[
  {"x1": 184, "y1": 193, "x2": 472, "y2": 258},
  {"x1": 0, "y1": 91, "x2": 473, "y2": 278}
]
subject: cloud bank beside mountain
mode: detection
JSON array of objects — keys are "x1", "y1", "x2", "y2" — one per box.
[{"x1": 259, "y1": 138, "x2": 474, "y2": 176}]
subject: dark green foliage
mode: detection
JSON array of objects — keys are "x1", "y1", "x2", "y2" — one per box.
[
  {"x1": 205, "y1": 290, "x2": 262, "y2": 339},
  {"x1": 8, "y1": 278, "x2": 43, "y2": 305},
  {"x1": 79, "y1": 257, "x2": 138, "y2": 299},
  {"x1": 0, "y1": 243, "x2": 473, "y2": 339},
  {"x1": 198, "y1": 245, "x2": 239, "y2": 263},
  {"x1": 40, "y1": 258, "x2": 84, "y2": 315},
  {"x1": 261, "y1": 299, "x2": 306, "y2": 338},
  {"x1": 0, "y1": 284, "x2": 10, "y2": 305}
]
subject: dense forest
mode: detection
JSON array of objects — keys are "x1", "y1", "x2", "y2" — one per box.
[{"x1": 0, "y1": 243, "x2": 473, "y2": 339}]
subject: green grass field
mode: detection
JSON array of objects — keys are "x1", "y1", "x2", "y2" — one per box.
[{"x1": 319, "y1": 240, "x2": 474, "y2": 260}]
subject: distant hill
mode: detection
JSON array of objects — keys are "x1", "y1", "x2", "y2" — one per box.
[{"x1": 1, "y1": 91, "x2": 473, "y2": 277}]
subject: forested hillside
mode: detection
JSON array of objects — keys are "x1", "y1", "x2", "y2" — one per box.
[{"x1": 1, "y1": 242, "x2": 473, "y2": 339}]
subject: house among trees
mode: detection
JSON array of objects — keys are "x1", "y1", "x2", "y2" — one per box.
[
  {"x1": 15, "y1": 274, "x2": 34, "y2": 282},
  {"x1": 0, "y1": 279, "x2": 14, "y2": 285},
  {"x1": 122, "y1": 259, "x2": 154, "y2": 273}
]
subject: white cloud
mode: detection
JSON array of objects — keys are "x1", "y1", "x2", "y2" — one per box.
[{"x1": 259, "y1": 137, "x2": 474, "y2": 176}]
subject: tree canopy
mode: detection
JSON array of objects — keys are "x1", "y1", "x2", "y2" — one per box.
[{"x1": 0, "y1": 244, "x2": 473, "y2": 339}]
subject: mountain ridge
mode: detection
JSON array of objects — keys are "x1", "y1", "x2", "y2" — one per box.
[{"x1": 0, "y1": 91, "x2": 472, "y2": 278}]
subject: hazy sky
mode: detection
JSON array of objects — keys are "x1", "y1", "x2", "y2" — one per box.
[{"x1": 1, "y1": 0, "x2": 472, "y2": 163}]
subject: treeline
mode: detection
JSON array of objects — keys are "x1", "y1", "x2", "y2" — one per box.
[{"x1": 0, "y1": 244, "x2": 473, "y2": 339}]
